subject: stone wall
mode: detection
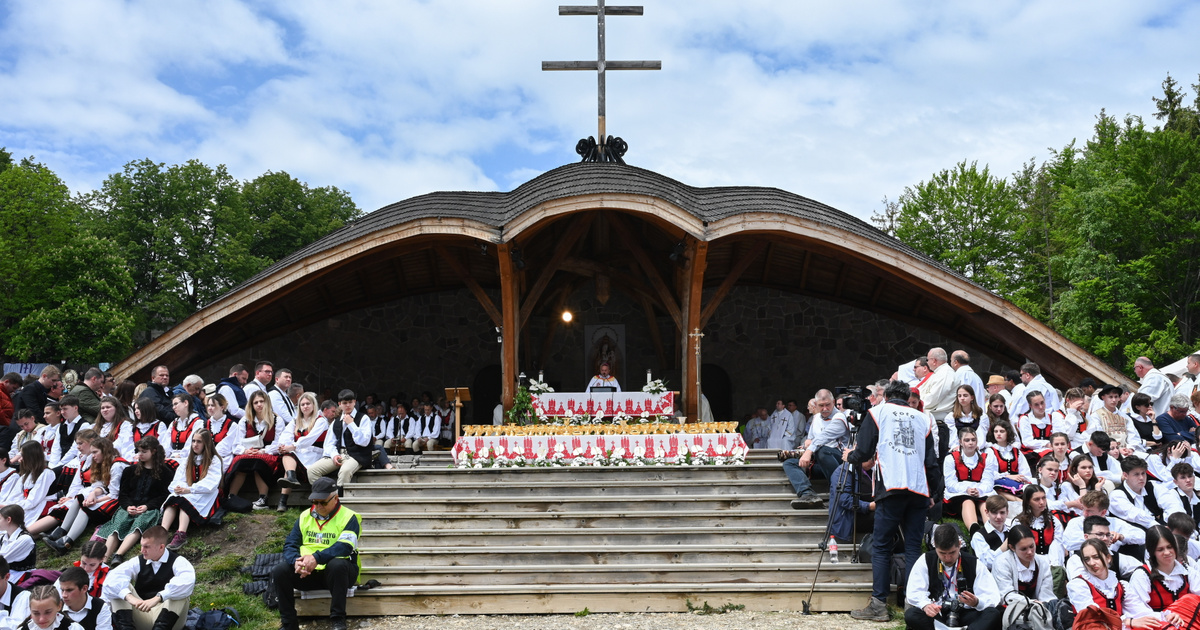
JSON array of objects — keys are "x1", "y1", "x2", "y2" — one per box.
[{"x1": 192, "y1": 284, "x2": 1010, "y2": 423}]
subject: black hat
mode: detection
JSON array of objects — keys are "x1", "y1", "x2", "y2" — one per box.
[
  {"x1": 309, "y1": 477, "x2": 338, "y2": 501},
  {"x1": 1097, "y1": 383, "x2": 1122, "y2": 397}
]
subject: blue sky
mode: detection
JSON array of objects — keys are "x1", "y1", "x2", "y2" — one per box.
[{"x1": 1, "y1": 0, "x2": 1198, "y2": 219}]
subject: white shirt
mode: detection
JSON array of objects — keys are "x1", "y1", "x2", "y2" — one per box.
[
  {"x1": 322, "y1": 413, "x2": 373, "y2": 459},
  {"x1": 1139, "y1": 368, "x2": 1174, "y2": 418},
  {"x1": 1062, "y1": 514, "x2": 1144, "y2": 553},
  {"x1": 103, "y1": 551, "x2": 196, "y2": 602},
  {"x1": 1124, "y1": 560, "x2": 1200, "y2": 621},
  {"x1": 905, "y1": 553, "x2": 1002, "y2": 610},
  {"x1": 807, "y1": 411, "x2": 850, "y2": 452},
  {"x1": 968, "y1": 521, "x2": 1007, "y2": 570},
  {"x1": 269, "y1": 387, "x2": 296, "y2": 425},
  {"x1": 954, "y1": 366, "x2": 988, "y2": 414},
  {"x1": 216, "y1": 383, "x2": 246, "y2": 420},
  {"x1": 1109, "y1": 480, "x2": 1184, "y2": 529},
  {"x1": 992, "y1": 551, "x2": 1055, "y2": 602},
  {"x1": 60, "y1": 587, "x2": 112, "y2": 630},
  {"x1": 1010, "y1": 375, "x2": 1062, "y2": 417},
  {"x1": 1008, "y1": 513, "x2": 1065, "y2": 567},
  {"x1": 585, "y1": 375, "x2": 621, "y2": 392},
  {"x1": 943, "y1": 450, "x2": 995, "y2": 499},
  {"x1": 0, "y1": 585, "x2": 30, "y2": 624},
  {"x1": 49, "y1": 418, "x2": 93, "y2": 468},
  {"x1": 1065, "y1": 549, "x2": 1137, "y2": 580},
  {"x1": 1066, "y1": 571, "x2": 1123, "y2": 616},
  {"x1": 921, "y1": 364, "x2": 957, "y2": 417}
]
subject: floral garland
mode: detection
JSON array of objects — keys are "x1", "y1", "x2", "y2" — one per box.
[
  {"x1": 456, "y1": 440, "x2": 746, "y2": 469},
  {"x1": 642, "y1": 379, "x2": 668, "y2": 394}
]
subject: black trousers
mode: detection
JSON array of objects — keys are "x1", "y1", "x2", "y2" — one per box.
[
  {"x1": 272, "y1": 558, "x2": 359, "y2": 626},
  {"x1": 904, "y1": 605, "x2": 1002, "y2": 630}
]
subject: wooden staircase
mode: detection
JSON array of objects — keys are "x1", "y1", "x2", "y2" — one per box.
[{"x1": 296, "y1": 450, "x2": 872, "y2": 616}]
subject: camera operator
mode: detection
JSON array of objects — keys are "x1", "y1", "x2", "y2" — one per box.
[
  {"x1": 845, "y1": 380, "x2": 941, "y2": 622},
  {"x1": 828, "y1": 454, "x2": 876, "y2": 542},
  {"x1": 904, "y1": 524, "x2": 1002, "y2": 630}
]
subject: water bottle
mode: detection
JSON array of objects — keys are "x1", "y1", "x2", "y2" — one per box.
[{"x1": 828, "y1": 536, "x2": 839, "y2": 564}]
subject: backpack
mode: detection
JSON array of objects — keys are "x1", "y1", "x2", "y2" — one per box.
[
  {"x1": 1002, "y1": 592, "x2": 1052, "y2": 630},
  {"x1": 191, "y1": 607, "x2": 240, "y2": 630}
]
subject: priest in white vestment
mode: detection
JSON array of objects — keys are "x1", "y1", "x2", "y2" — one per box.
[
  {"x1": 920, "y1": 348, "x2": 956, "y2": 416},
  {"x1": 586, "y1": 362, "x2": 622, "y2": 392},
  {"x1": 1135, "y1": 357, "x2": 1173, "y2": 417}
]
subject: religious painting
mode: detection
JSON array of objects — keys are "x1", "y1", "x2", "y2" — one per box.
[{"x1": 585, "y1": 325, "x2": 625, "y2": 384}]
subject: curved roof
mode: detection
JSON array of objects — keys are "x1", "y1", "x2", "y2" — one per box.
[{"x1": 115, "y1": 162, "x2": 1127, "y2": 390}]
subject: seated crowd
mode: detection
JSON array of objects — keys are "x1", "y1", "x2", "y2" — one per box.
[
  {"x1": 770, "y1": 348, "x2": 1200, "y2": 629},
  {"x1": 0, "y1": 361, "x2": 447, "y2": 630}
]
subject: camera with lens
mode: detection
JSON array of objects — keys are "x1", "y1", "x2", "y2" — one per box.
[
  {"x1": 943, "y1": 599, "x2": 964, "y2": 627},
  {"x1": 835, "y1": 385, "x2": 870, "y2": 426}
]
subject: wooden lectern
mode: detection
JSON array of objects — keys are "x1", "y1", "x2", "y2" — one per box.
[{"x1": 445, "y1": 387, "x2": 471, "y2": 445}]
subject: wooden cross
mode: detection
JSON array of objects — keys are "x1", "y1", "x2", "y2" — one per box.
[{"x1": 542, "y1": 1, "x2": 661, "y2": 156}]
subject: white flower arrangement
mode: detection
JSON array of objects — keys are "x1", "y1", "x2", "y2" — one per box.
[
  {"x1": 528, "y1": 379, "x2": 555, "y2": 394},
  {"x1": 454, "y1": 448, "x2": 746, "y2": 469},
  {"x1": 642, "y1": 379, "x2": 667, "y2": 394}
]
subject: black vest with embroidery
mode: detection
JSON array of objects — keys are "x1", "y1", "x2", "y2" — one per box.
[{"x1": 133, "y1": 550, "x2": 178, "y2": 600}]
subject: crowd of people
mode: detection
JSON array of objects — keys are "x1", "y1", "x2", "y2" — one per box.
[
  {"x1": 0, "y1": 360, "x2": 450, "y2": 630},
  {"x1": 766, "y1": 348, "x2": 1200, "y2": 629}
]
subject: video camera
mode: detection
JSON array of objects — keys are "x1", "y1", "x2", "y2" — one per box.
[{"x1": 834, "y1": 385, "x2": 870, "y2": 427}]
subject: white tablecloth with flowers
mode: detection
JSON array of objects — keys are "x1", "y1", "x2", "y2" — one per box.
[
  {"x1": 531, "y1": 392, "x2": 674, "y2": 417},
  {"x1": 452, "y1": 432, "x2": 746, "y2": 467}
]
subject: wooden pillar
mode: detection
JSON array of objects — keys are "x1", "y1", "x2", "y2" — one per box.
[
  {"x1": 680, "y1": 239, "x2": 708, "y2": 421},
  {"x1": 498, "y1": 242, "x2": 520, "y2": 410}
]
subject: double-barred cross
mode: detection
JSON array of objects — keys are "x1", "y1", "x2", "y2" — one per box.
[{"x1": 542, "y1": 1, "x2": 661, "y2": 158}]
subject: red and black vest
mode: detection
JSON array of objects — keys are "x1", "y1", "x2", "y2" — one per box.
[
  {"x1": 992, "y1": 446, "x2": 1022, "y2": 475},
  {"x1": 208, "y1": 416, "x2": 236, "y2": 444},
  {"x1": 1029, "y1": 516, "x2": 1055, "y2": 555},
  {"x1": 133, "y1": 422, "x2": 160, "y2": 442},
  {"x1": 1025, "y1": 415, "x2": 1053, "y2": 442},
  {"x1": 1139, "y1": 565, "x2": 1188, "y2": 612},
  {"x1": 170, "y1": 416, "x2": 201, "y2": 451},
  {"x1": 952, "y1": 451, "x2": 988, "y2": 482},
  {"x1": 74, "y1": 560, "x2": 109, "y2": 598},
  {"x1": 1074, "y1": 578, "x2": 1123, "y2": 615},
  {"x1": 246, "y1": 419, "x2": 276, "y2": 444},
  {"x1": 1016, "y1": 562, "x2": 1040, "y2": 598}
]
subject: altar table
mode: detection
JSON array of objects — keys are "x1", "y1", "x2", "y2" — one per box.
[
  {"x1": 452, "y1": 431, "x2": 745, "y2": 465},
  {"x1": 531, "y1": 391, "x2": 674, "y2": 417}
]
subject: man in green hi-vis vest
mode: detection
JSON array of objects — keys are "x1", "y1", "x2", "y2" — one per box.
[{"x1": 273, "y1": 477, "x2": 361, "y2": 630}]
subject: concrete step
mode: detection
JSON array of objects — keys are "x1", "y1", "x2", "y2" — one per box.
[
  {"x1": 343, "y1": 478, "x2": 794, "y2": 498},
  {"x1": 346, "y1": 494, "x2": 797, "y2": 513},
  {"x1": 348, "y1": 463, "x2": 796, "y2": 484},
  {"x1": 357, "y1": 562, "x2": 871, "y2": 586},
  {"x1": 355, "y1": 544, "x2": 838, "y2": 567},
  {"x1": 355, "y1": 509, "x2": 826, "y2": 530},
  {"x1": 358, "y1": 525, "x2": 839, "y2": 547},
  {"x1": 294, "y1": 582, "x2": 875, "y2": 616}
]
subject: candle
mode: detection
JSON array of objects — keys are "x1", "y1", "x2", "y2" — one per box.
[{"x1": 646, "y1": 369, "x2": 652, "y2": 385}]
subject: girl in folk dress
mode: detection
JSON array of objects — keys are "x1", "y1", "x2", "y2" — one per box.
[
  {"x1": 946, "y1": 385, "x2": 988, "y2": 451},
  {"x1": 1010, "y1": 485, "x2": 1065, "y2": 576},
  {"x1": 0, "y1": 505, "x2": 35, "y2": 585},
  {"x1": 205, "y1": 394, "x2": 240, "y2": 473},
  {"x1": 28, "y1": 430, "x2": 97, "y2": 536},
  {"x1": 165, "y1": 393, "x2": 204, "y2": 465},
  {"x1": 0, "y1": 451, "x2": 20, "y2": 505},
  {"x1": 984, "y1": 394, "x2": 1011, "y2": 446},
  {"x1": 91, "y1": 396, "x2": 134, "y2": 461},
  {"x1": 160, "y1": 430, "x2": 222, "y2": 551},
  {"x1": 942, "y1": 428, "x2": 994, "y2": 531},
  {"x1": 43, "y1": 437, "x2": 127, "y2": 553},
  {"x1": 275, "y1": 393, "x2": 328, "y2": 512},
  {"x1": 1068, "y1": 454, "x2": 1114, "y2": 496},
  {"x1": 130, "y1": 399, "x2": 168, "y2": 452},
  {"x1": 19, "y1": 585, "x2": 84, "y2": 630},
  {"x1": 987, "y1": 418, "x2": 1031, "y2": 508},
  {"x1": 1061, "y1": 539, "x2": 1127, "y2": 630},
  {"x1": 14, "y1": 442, "x2": 55, "y2": 529},
  {"x1": 1036, "y1": 455, "x2": 1080, "y2": 527},
  {"x1": 225, "y1": 391, "x2": 284, "y2": 510},
  {"x1": 97, "y1": 437, "x2": 173, "y2": 565},
  {"x1": 1124, "y1": 524, "x2": 1200, "y2": 626},
  {"x1": 990, "y1": 525, "x2": 1056, "y2": 611}
]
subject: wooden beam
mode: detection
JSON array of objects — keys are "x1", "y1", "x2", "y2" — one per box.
[
  {"x1": 498, "y1": 242, "x2": 520, "y2": 412},
  {"x1": 681, "y1": 239, "x2": 708, "y2": 421},
  {"x1": 427, "y1": 249, "x2": 439, "y2": 289},
  {"x1": 519, "y1": 214, "x2": 594, "y2": 329},
  {"x1": 608, "y1": 213, "x2": 683, "y2": 329},
  {"x1": 537, "y1": 283, "x2": 577, "y2": 370},
  {"x1": 910, "y1": 295, "x2": 926, "y2": 317},
  {"x1": 390, "y1": 258, "x2": 408, "y2": 292},
  {"x1": 834, "y1": 263, "x2": 847, "y2": 298},
  {"x1": 435, "y1": 246, "x2": 502, "y2": 326},
  {"x1": 869, "y1": 277, "x2": 885, "y2": 308},
  {"x1": 699, "y1": 246, "x2": 762, "y2": 328},
  {"x1": 761, "y1": 243, "x2": 775, "y2": 283},
  {"x1": 639, "y1": 294, "x2": 668, "y2": 371},
  {"x1": 798, "y1": 250, "x2": 811, "y2": 290}
]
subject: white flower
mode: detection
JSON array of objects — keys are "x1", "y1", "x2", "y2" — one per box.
[{"x1": 612, "y1": 447, "x2": 626, "y2": 459}]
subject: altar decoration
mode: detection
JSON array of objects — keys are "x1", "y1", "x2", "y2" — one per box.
[
  {"x1": 452, "y1": 427, "x2": 747, "y2": 468},
  {"x1": 531, "y1": 391, "x2": 674, "y2": 418}
]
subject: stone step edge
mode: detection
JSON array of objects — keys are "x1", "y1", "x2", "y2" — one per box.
[
  {"x1": 345, "y1": 494, "x2": 797, "y2": 503},
  {"x1": 349, "y1": 509, "x2": 823, "y2": 518},
  {"x1": 354, "y1": 544, "x2": 825, "y2": 554},
  {"x1": 345, "y1": 479, "x2": 793, "y2": 489},
  {"x1": 360, "y1": 525, "x2": 831, "y2": 535}
]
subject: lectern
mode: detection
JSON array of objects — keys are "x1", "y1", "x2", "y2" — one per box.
[{"x1": 445, "y1": 387, "x2": 471, "y2": 444}]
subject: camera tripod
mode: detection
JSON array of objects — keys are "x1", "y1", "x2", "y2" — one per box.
[{"x1": 802, "y1": 416, "x2": 861, "y2": 614}]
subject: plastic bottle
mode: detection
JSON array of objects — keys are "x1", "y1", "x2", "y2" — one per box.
[{"x1": 828, "y1": 536, "x2": 839, "y2": 564}]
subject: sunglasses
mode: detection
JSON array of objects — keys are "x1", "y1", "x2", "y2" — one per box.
[{"x1": 311, "y1": 497, "x2": 335, "y2": 507}]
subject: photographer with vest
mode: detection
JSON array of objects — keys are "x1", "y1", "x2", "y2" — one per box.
[
  {"x1": 905, "y1": 524, "x2": 1002, "y2": 630},
  {"x1": 272, "y1": 477, "x2": 361, "y2": 630},
  {"x1": 845, "y1": 380, "x2": 940, "y2": 622},
  {"x1": 305, "y1": 391, "x2": 372, "y2": 490},
  {"x1": 102, "y1": 526, "x2": 193, "y2": 630}
]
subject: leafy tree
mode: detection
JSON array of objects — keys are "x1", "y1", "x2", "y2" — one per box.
[
  {"x1": 877, "y1": 160, "x2": 1019, "y2": 292},
  {"x1": 241, "y1": 171, "x2": 361, "y2": 262},
  {"x1": 7, "y1": 235, "x2": 137, "y2": 363}
]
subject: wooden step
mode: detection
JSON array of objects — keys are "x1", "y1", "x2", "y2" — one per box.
[
  {"x1": 343, "y1": 478, "x2": 794, "y2": 497},
  {"x1": 294, "y1": 582, "x2": 875, "y2": 616},
  {"x1": 347, "y1": 494, "x2": 797, "y2": 513},
  {"x1": 355, "y1": 544, "x2": 834, "y2": 567},
  {"x1": 358, "y1": 525, "x2": 839, "y2": 547},
  {"x1": 357, "y1": 562, "x2": 870, "y2": 586},
  {"x1": 355, "y1": 509, "x2": 825, "y2": 530},
  {"x1": 348, "y1": 463, "x2": 794, "y2": 484}
]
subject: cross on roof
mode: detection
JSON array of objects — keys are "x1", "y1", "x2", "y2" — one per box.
[{"x1": 543, "y1": 1, "x2": 661, "y2": 163}]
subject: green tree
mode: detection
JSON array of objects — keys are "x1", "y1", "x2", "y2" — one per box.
[
  {"x1": 876, "y1": 160, "x2": 1019, "y2": 292},
  {"x1": 241, "y1": 171, "x2": 361, "y2": 262},
  {"x1": 7, "y1": 235, "x2": 137, "y2": 363}
]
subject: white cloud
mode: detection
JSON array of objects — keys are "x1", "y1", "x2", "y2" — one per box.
[{"x1": 1, "y1": 0, "x2": 1198, "y2": 217}]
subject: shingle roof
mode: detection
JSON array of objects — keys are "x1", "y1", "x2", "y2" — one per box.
[{"x1": 225, "y1": 162, "x2": 965, "y2": 303}]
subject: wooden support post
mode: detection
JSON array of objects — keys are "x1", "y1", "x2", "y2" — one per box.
[
  {"x1": 498, "y1": 242, "x2": 520, "y2": 411},
  {"x1": 639, "y1": 294, "x2": 667, "y2": 370},
  {"x1": 609, "y1": 213, "x2": 683, "y2": 329},
  {"x1": 519, "y1": 214, "x2": 594, "y2": 328},
  {"x1": 680, "y1": 239, "x2": 708, "y2": 421},
  {"x1": 435, "y1": 245, "x2": 502, "y2": 326},
  {"x1": 699, "y1": 246, "x2": 761, "y2": 328}
]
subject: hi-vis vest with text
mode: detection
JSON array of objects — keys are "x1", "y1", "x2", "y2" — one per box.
[
  {"x1": 299, "y1": 505, "x2": 362, "y2": 573},
  {"x1": 871, "y1": 402, "x2": 930, "y2": 497}
]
